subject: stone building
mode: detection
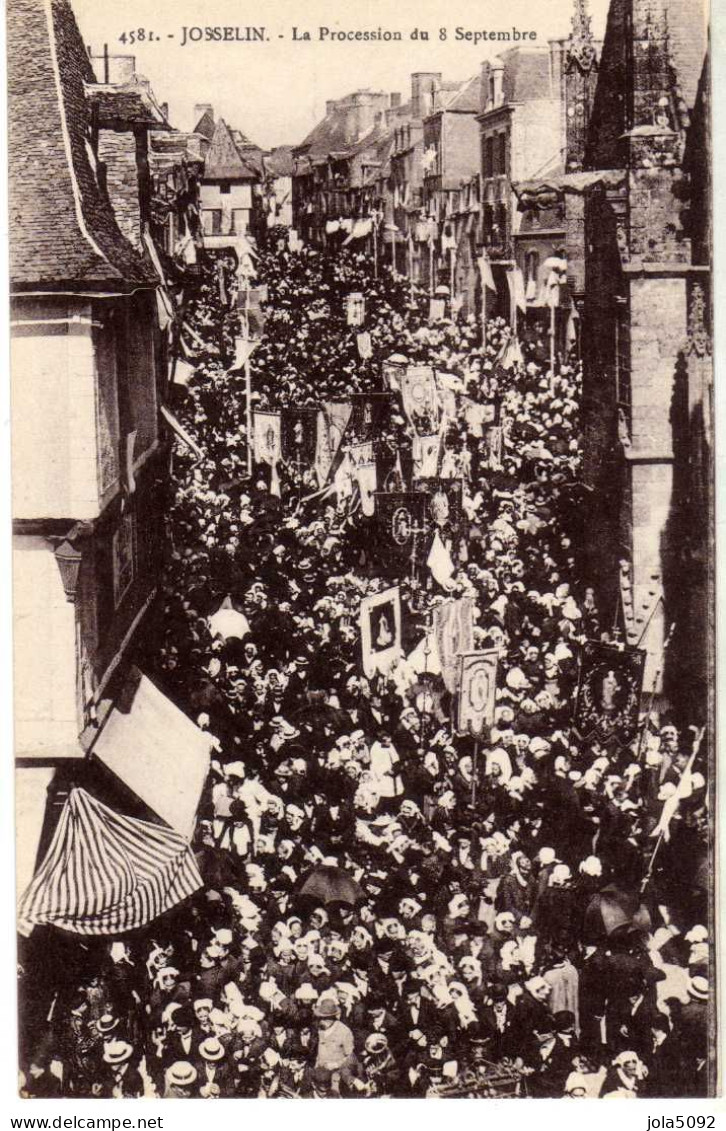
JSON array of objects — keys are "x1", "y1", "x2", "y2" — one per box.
[
  {"x1": 292, "y1": 90, "x2": 391, "y2": 247},
  {"x1": 10, "y1": 0, "x2": 210, "y2": 905},
  {"x1": 262, "y1": 146, "x2": 295, "y2": 230},
  {"x1": 512, "y1": 0, "x2": 601, "y2": 342},
  {"x1": 421, "y1": 74, "x2": 481, "y2": 308},
  {"x1": 193, "y1": 109, "x2": 265, "y2": 252},
  {"x1": 389, "y1": 75, "x2": 440, "y2": 283},
  {"x1": 577, "y1": 0, "x2": 709, "y2": 711},
  {"x1": 477, "y1": 45, "x2": 571, "y2": 326}
]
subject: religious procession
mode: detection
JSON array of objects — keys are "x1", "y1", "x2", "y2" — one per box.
[{"x1": 9, "y1": 0, "x2": 712, "y2": 1105}]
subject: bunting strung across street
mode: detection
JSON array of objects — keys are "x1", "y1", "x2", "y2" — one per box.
[
  {"x1": 573, "y1": 640, "x2": 646, "y2": 746},
  {"x1": 253, "y1": 411, "x2": 282, "y2": 467},
  {"x1": 435, "y1": 597, "x2": 475, "y2": 694},
  {"x1": 374, "y1": 491, "x2": 429, "y2": 569},
  {"x1": 401, "y1": 366, "x2": 440, "y2": 434},
  {"x1": 456, "y1": 650, "x2": 499, "y2": 737},
  {"x1": 280, "y1": 407, "x2": 319, "y2": 467},
  {"x1": 359, "y1": 586, "x2": 402, "y2": 679}
]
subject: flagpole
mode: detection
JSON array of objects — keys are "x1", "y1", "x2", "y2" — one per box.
[
  {"x1": 511, "y1": 269, "x2": 518, "y2": 340},
  {"x1": 482, "y1": 284, "x2": 487, "y2": 350},
  {"x1": 373, "y1": 216, "x2": 379, "y2": 279},
  {"x1": 245, "y1": 283, "x2": 253, "y2": 479},
  {"x1": 549, "y1": 301, "x2": 556, "y2": 397}
]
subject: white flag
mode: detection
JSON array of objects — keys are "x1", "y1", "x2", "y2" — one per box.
[
  {"x1": 231, "y1": 336, "x2": 258, "y2": 371},
  {"x1": 427, "y1": 532, "x2": 455, "y2": 588},
  {"x1": 155, "y1": 288, "x2": 174, "y2": 331},
  {"x1": 477, "y1": 255, "x2": 497, "y2": 293},
  {"x1": 172, "y1": 358, "x2": 196, "y2": 387}
]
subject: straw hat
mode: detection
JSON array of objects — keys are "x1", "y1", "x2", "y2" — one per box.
[{"x1": 103, "y1": 1040, "x2": 133, "y2": 1066}]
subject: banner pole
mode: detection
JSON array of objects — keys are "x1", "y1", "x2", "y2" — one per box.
[
  {"x1": 244, "y1": 284, "x2": 253, "y2": 479},
  {"x1": 549, "y1": 301, "x2": 556, "y2": 396}
]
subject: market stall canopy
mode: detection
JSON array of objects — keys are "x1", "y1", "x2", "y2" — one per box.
[
  {"x1": 15, "y1": 765, "x2": 55, "y2": 899},
  {"x1": 93, "y1": 669, "x2": 212, "y2": 840},
  {"x1": 18, "y1": 788, "x2": 203, "y2": 937}
]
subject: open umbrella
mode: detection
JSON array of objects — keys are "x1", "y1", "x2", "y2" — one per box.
[
  {"x1": 583, "y1": 884, "x2": 651, "y2": 943},
  {"x1": 208, "y1": 595, "x2": 250, "y2": 641},
  {"x1": 296, "y1": 865, "x2": 364, "y2": 908}
]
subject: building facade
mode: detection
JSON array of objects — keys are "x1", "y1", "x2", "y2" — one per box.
[
  {"x1": 477, "y1": 46, "x2": 569, "y2": 326},
  {"x1": 194, "y1": 110, "x2": 264, "y2": 253},
  {"x1": 421, "y1": 74, "x2": 481, "y2": 309},
  {"x1": 10, "y1": 0, "x2": 209, "y2": 903},
  {"x1": 577, "y1": 0, "x2": 709, "y2": 713}
]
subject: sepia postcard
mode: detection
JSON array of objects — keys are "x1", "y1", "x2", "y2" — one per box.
[{"x1": 7, "y1": 0, "x2": 716, "y2": 1105}]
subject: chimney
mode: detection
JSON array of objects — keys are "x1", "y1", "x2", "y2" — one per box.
[
  {"x1": 411, "y1": 72, "x2": 441, "y2": 120},
  {"x1": 194, "y1": 103, "x2": 213, "y2": 122},
  {"x1": 89, "y1": 51, "x2": 136, "y2": 84},
  {"x1": 390, "y1": 92, "x2": 402, "y2": 109},
  {"x1": 160, "y1": 101, "x2": 169, "y2": 121},
  {"x1": 326, "y1": 100, "x2": 337, "y2": 115}
]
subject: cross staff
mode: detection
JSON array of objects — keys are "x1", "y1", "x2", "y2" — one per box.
[
  {"x1": 636, "y1": 620, "x2": 676, "y2": 763},
  {"x1": 641, "y1": 724, "x2": 705, "y2": 892}
]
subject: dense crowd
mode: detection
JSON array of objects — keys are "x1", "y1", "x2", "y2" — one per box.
[{"x1": 18, "y1": 237, "x2": 710, "y2": 1099}]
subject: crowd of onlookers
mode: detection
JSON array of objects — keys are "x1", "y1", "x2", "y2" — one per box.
[{"x1": 18, "y1": 239, "x2": 710, "y2": 1099}]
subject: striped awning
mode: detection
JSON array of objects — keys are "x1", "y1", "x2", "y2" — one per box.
[{"x1": 18, "y1": 788, "x2": 203, "y2": 937}]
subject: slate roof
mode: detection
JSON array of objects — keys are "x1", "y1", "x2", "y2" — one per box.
[
  {"x1": 661, "y1": 0, "x2": 708, "y2": 112},
  {"x1": 203, "y1": 117, "x2": 260, "y2": 179},
  {"x1": 85, "y1": 82, "x2": 168, "y2": 128},
  {"x1": 447, "y1": 74, "x2": 481, "y2": 114},
  {"x1": 8, "y1": 0, "x2": 155, "y2": 290},
  {"x1": 296, "y1": 107, "x2": 353, "y2": 157},
  {"x1": 501, "y1": 48, "x2": 556, "y2": 103},
  {"x1": 263, "y1": 146, "x2": 295, "y2": 177},
  {"x1": 193, "y1": 108, "x2": 215, "y2": 140}
]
